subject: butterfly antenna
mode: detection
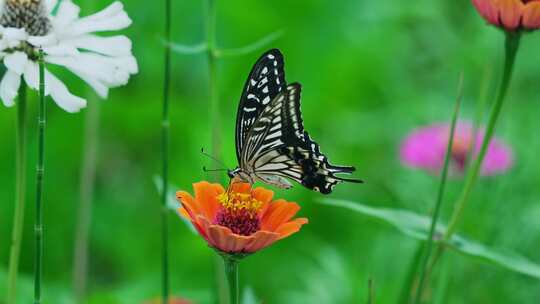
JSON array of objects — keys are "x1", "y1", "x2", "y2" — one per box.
[
  {"x1": 200, "y1": 148, "x2": 228, "y2": 168},
  {"x1": 202, "y1": 166, "x2": 228, "y2": 172}
]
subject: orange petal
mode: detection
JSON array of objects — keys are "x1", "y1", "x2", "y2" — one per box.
[
  {"x1": 229, "y1": 181, "x2": 252, "y2": 194},
  {"x1": 193, "y1": 181, "x2": 223, "y2": 219},
  {"x1": 472, "y1": 0, "x2": 501, "y2": 25},
  {"x1": 207, "y1": 224, "x2": 254, "y2": 253},
  {"x1": 185, "y1": 214, "x2": 212, "y2": 241},
  {"x1": 252, "y1": 187, "x2": 274, "y2": 214},
  {"x1": 176, "y1": 191, "x2": 202, "y2": 218},
  {"x1": 260, "y1": 200, "x2": 301, "y2": 231},
  {"x1": 496, "y1": 0, "x2": 524, "y2": 30},
  {"x1": 276, "y1": 218, "x2": 309, "y2": 239},
  {"x1": 523, "y1": 2, "x2": 540, "y2": 28},
  {"x1": 177, "y1": 207, "x2": 192, "y2": 221},
  {"x1": 244, "y1": 230, "x2": 280, "y2": 252}
]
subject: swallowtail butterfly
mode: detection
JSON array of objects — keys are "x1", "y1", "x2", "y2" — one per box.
[{"x1": 227, "y1": 49, "x2": 362, "y2": 194}]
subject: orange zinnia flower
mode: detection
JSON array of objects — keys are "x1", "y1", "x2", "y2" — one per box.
[
  {"x1": 472, "y1": 0, "x2": 540, "y2": 30},
  {"x1": 176, "y1": 181, "x2": 308, "y2": 255}
]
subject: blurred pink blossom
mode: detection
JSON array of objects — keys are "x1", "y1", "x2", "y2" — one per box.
[{"x1": 400, "y1": 121, "x2": 514, "y2": 176}]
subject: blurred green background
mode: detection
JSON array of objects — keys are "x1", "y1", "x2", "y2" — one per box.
[{"x1": 1, "y1": 0, "x2": 540, "y2": 303}]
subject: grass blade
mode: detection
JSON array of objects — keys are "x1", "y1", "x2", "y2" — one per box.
[{"x1": 413, "y1": 74, "x2": 463, "y2": 303}]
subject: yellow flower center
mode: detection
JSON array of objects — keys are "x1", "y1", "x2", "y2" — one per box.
[{"x1": 214, "y1": 191, "x2": 263, "y2": 236}]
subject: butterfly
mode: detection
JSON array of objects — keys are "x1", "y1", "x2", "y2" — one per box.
[{"x1": 227, "y1": 49, "x2": 362, "y2": 194}]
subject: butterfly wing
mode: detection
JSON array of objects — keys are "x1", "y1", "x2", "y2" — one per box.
[
  {"x1": 235, "y1": 49, "x2": 286, "y2": 164},
  {"x1": 239, "y1": 88, "x2": 299, "y2": 188},
  {"x1": 242, "y1": 84, "x2": 363, "y2": 194}
]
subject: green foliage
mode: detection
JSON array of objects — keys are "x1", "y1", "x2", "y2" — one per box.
[
  {"x1": 1, "y1": 0, "x2": 540, "y2": 303},
  {"x1": 321, "y1": 199, "x2": 540, "y2": 280}
]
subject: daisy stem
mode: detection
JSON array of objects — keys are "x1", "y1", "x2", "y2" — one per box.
[
  {"x1": 34, "y1": 49, "x2": 46, "y2": 304},
  {"x1": 223, "y1": 256, "x2": 239, "y2": 304},
  {"x1": 444, "y1": 31, "x2": 521, "y2": 241},
  {"x1": 413, "y1": 74, "x2": 463, "y2": 304},
  {"x1": 6, "y1": 82, "x2": 27, "y2": 304},
  {"x1": 160, "y1": 0, "x2": 172, "y2": 301}
]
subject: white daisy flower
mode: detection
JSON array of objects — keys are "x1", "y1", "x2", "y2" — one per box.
[{"x1": 0, "y1": 0, "x2": 138, "y2": 112}]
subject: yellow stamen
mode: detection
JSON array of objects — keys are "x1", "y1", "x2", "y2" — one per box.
[{"x1": 217, "y1": 192, "x2": 262, "y2": 218}]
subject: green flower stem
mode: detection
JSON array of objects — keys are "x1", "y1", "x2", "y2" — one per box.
[
  {"x1": 73, "y1": 98, "x2": 100, "y2": 302},
  {"x1": 413, "y1": 75, "x2": 463, "y2": 304},
  {"x1": 421, "y1": 30, "x2": 522, "y2": 298},
  {"x1": 6, "y1": 83, "x2": 27, "y2": 304},
  {"x1": 206, "y1": 0, "x2": 221, "y2": 170},
  {"x1": 444, "y1": 31, "x2": 521, "y2": 241},
  {"x1": 34, "y1": 49, "x2": 46, "y2": 304},
  {"x1": 367, "y1": 278, "x2": 374, "y2": 304},
  {"x1": 204, "y1": 1, "x2": 228, "y2": 302},
  {"x1": 72, "y1": 2, "x2": 99, "y2": 300},
  {"x1": 398, "y1": 243, "x2": 424, "y2": 304},
  {"x1": 223, "y1": 256, "x2": 239, "y2": 304},
  {"x1": 161, "y1": 0, "x2": 172, "y2": 301}
]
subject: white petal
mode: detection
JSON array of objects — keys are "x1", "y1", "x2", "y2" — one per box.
[
  {"x1": 52, "y1": 0, "x2": 80, "y2": 27},
  {"x1": 23, "y1": 62, "x2": 50, "y2": 96},
  {"x1": 46, "y1": 70, "x2": 87, "y2": 113},
  {"x1": 46, "y1": 53, "x2": 138, "y2": 89},
  {"x1": 67, "y1": 3, "x2": 132, "y2": 36},
  {"x1": 28, "y1": 33, "x2": 58, "y2": 47},
  {"x1": 43, "y1": 43, "x2": 79, "y2": 56},
  {"x1": 85, "y1": 2, "x2": 125, "y2": 21},
  {"x1": 67, "y1": 34, "x2": 132, "y2": 56},
  {"x1": 24, "y1": 63, "x2": 87, "y2": 112},
  {"x1": 3, "y1": 28, "x2": 28, "y2": 47},
  {"x1": 4, "y1": 52, "x2": 28, "y2": 75},
  {"x1": 0, "y1": 70, "x2": 21, "y2": 107}
]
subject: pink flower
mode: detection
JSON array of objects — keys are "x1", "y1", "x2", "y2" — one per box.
[{"x1": 400, "y1": 122, "x2": 514, "y2": 176}]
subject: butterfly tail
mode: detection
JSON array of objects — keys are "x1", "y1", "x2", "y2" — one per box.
[{"x1": 328, "y1": 164, "x2": 364, "y2": 184}]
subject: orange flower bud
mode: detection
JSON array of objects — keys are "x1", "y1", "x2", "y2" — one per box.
[{"x1": 472, "y1": 0, "x2": 540, "y2": 30}]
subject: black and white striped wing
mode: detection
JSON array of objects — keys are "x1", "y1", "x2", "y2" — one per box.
[
  {"x1": 235, "y1": 49, "x2": 286, "y2": 164},
  {"x1": 240, "y1": 85, "x2": 304, "y2": 189},
  {"x1": 242, "y1": 84, "x2": 363, "y2": 194}
]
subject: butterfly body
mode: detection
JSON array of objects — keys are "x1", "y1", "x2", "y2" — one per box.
[{"x1": 231, "y1": 49, "x2": 362, "y2": 194}]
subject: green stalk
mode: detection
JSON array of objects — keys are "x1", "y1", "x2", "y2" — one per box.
[
  {"x1": 34, "y1": 49, "x2": 46, "y2": 304},
  {"x1": 398, "y1": 243, "x2": 424, "y2": 304},
  {"x1": 422, "y1": 30, "x2": 522, "y2": 295},
  {"x1": 206, "y1": 0, "x2": 221, "y2": 168},
  {"x1": 72, "y1": 98, "x2": 100, "y2": 302},
  {"x1": 6, "y1": 83, "x2": 27, "y2": 304},
  {"x1": 223, "y1": 256, "x2": 239, "y2": 304},
  {"x1": 161, "y1": 0, "x2": 172, "y2": 301},
  {"x1": 466, "y1": 65, "x2": 491, "y2": 173},
  {"x1": 367, "y1": 278, "x2": 374, "y2": 304},
  {"x1": 444, "y1": 31, "x2": 521, "y2": 240},
  {"x1": 204, "y1": 2, "x2": 227, "y2": 302},
  {"x1": 413, "y1": 75, "x2": 463, "y2": 304},
  {"x1": 72, "y1": 2, "x2": 99, "y2": 301}
]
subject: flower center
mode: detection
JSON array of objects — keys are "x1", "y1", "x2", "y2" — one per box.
[
  {"x1": 0, "y1": 0, "x2": 51, "y2": 36},
  {"x1": 522, "y1": 0, "x2": 540, "y2": 3},
  {"x1": 214, "y1": 191, "x2": 262, "y2": 236},
  {"x1": 451, "y1": 138, "x2": 471, "y2": 171}
]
